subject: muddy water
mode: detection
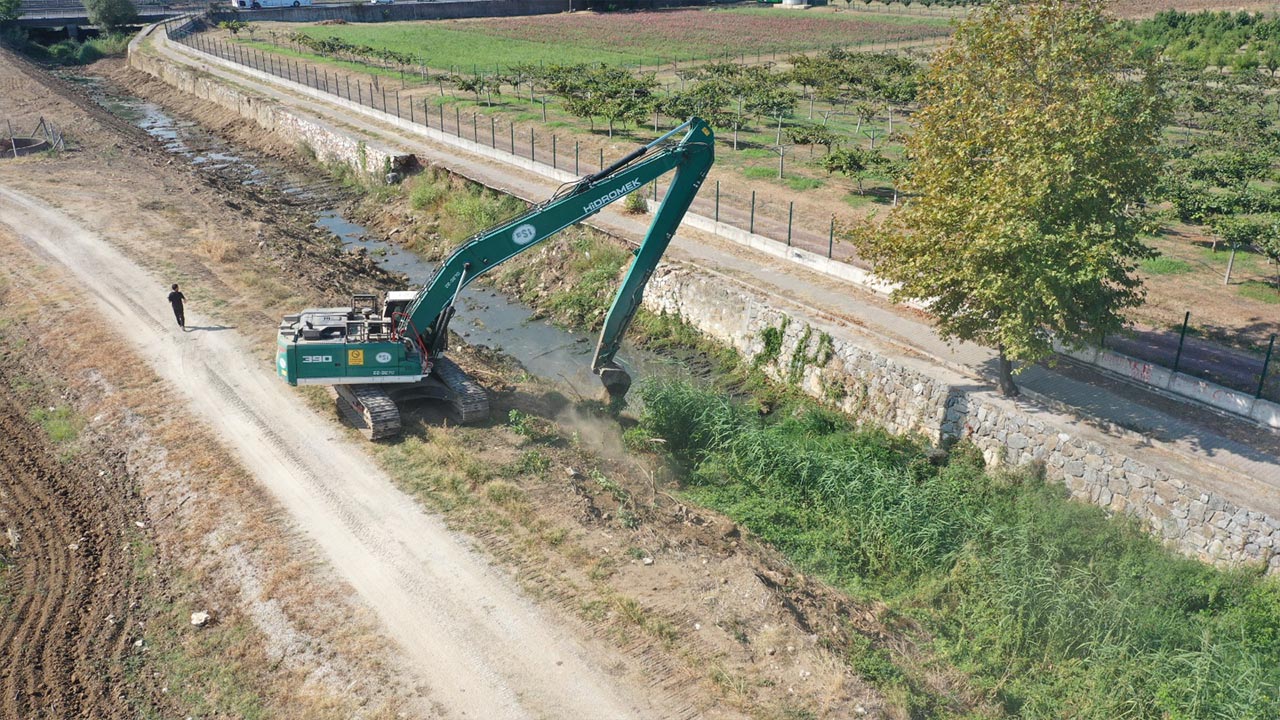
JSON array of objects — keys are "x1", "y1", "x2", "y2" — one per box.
[
  {"x1": 87, "y1": 77, "x2": 677, "y2": 403},
  {"x1": 315, "y1": 212, "x2": 679, "y2": 401}
]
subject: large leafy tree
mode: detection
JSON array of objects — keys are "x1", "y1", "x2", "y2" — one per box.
[
  {"x1": 84, "y1": 0, "x2": 136, "y2": 33},
  {"x1": 854, "y1": 0, "x2": 1168, "y2": 396}
]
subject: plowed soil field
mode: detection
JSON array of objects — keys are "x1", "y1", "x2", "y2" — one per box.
[{"x1": 0, "y1": 368, "x2": 150, "y2": 719}]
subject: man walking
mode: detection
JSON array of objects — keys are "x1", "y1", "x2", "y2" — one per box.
[{"x1": 168, "y1": 283, "x2": 186, "y2": 330}]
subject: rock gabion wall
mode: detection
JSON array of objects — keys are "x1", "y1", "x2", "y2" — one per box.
[{"x1": 643, "y1": 266, "x2": 1280, "y2": 574}]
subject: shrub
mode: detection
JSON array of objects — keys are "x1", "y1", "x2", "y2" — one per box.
[
  {"x1": 409, "y1": 177, "x2": 448, "y2": 211},
  {"x1": 622, "y1": 190, "x2": 647, "y2": 215},
  {"x1": 84, "y1": 0, "x2": 136, "y2": 34}
]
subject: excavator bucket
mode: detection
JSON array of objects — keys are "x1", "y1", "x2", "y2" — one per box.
[{"x1": 597, "y1": 362, "x2": 632, "y2": 400}]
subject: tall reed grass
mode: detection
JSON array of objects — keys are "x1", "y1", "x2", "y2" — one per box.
[{"x1": 639, "y1": 378, "x2": 1280, "y2": 718}]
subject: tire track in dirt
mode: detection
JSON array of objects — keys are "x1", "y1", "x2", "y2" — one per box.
[{"x1": 0, "y1": 366, "x2": 147, "y2": 719}]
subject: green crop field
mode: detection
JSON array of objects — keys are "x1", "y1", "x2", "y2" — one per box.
[{"x1": 291, "y1": 6, "x2": 952, "y2": 70}]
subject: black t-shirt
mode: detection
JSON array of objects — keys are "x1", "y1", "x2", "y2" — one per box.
[{"x1": 168, "y1": 291, "x2": 185, "y2": 307}]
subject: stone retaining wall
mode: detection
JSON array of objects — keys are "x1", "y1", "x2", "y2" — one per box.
[
  {"x1": 132, "y1": 28, "x2": 410, "y2": 176},
  {"x1": 133, "y1": 25, "x2": 1280, "y2": 575},
  {"x1": 643, "y1": 266, "x2": 1280, "y2": 574}
]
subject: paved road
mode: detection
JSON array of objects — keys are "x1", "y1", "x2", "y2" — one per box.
[{"x1": 148, "y1": 28, "x2": 1280, "y2": 517}]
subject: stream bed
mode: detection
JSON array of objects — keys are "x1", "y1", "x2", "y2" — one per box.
[{"x1": 85, "y1": 75, "x2": 675, "y2": 404}]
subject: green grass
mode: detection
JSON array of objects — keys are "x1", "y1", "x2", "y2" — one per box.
[
  {"x1": 842, "y1": 192, "x2": 883, "y2": 209},
  {"x1": 742, "y1": 166, "x2": 777, "y2": 180},
  {"x1": 292, "y1": 24, "x2": 658, "y2": 70},
  {"x1": 1140, "y1": 256, "x2": 1194, "y2": 275},
  {"x1": 1238, "y1": 281, "x2": 1280, "y2": 304},
  {"x1": 1197, "y1": 244, "x2": 1268, "y2": 274},
  {"x1": 786, "y1": 176, "x2": 825, "y2": 191},
  {"x1": 236, "y1": 39, "x2": 408, "y2": 82},
  {"x1": 637, "y1": 378, "x2": 1280, "y2": 719},
  {"x1": 403, "y1": 168, "x2": 527, "y2": 244},
  {"x1": 28, "y1": 405, "x2": 82, "y2": 444},
  {"x1": 289, "y1": 7, "x2": 950, "y2": 72}
]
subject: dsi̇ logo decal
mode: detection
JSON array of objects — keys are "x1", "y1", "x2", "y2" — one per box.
[
  {"x1": 512, "y1": 223, "x2": 537, "y2": 246},
  {"x1": 375, "y1": 352, "x2": 392, "y2": 364}
]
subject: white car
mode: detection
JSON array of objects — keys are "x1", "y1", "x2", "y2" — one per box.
[{"x1": 229, "y1": 0, "x2": 311, "y2": 7}]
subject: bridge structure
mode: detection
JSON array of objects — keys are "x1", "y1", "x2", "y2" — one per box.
[{"x1": 12, "y1": 0, "x2": 199, "y2": 28}]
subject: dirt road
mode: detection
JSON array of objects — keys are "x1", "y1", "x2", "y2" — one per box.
[{"x1": 0, "y1": 184, "x2": 678, "y2": 719}]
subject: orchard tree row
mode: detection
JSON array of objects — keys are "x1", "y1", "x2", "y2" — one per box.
[
  {"x1": 1127, "y1": 10, "x2": 1280, "y2": 75},
  {"x1": 247, "y1": 23, "x2": 924, "y2": 172}
]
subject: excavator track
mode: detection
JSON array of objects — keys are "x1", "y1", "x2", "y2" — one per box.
[
  {"x1": 431, "y1": 356, "x2": 490, "y2": 424},
  {"x1": 334, "y1": 384, "x2": 402, "y2": 441}
]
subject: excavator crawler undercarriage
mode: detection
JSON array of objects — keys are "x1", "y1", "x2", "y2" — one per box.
[{"x1": 334, "y1": 356, "x2": 491, "y2": 439}]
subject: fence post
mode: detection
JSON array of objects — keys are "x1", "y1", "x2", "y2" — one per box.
[
  {"x1": 455, "y1": 106, "x2": 460, "y2": 135},
  {"x1": 396, "y1": 92, "x2": 401, "y2": 118},
  {"x1": 491, "y1": 117, "x2": 496, "y2": 147},
  {"x1": 786, "y1": 201, "x2": 793, "y2": 246},
  {"x1": 575, "y1": 141, "x2": 579, "y2": 175},
  {"x1": 440, "y1": 104, "x2": 445, "y2": 130},
  {"x1": 510, "y1": 124, "x2": 515, "y2": 153},
  {"x1": 472, "y1": 113, "x2": 478, "y2": 141},
  {"x1": 828, "y1": 216, "x2": 835, "y2": 258},
  {"x1": 599, "y1": 148, "x2": 604, "y2": 172},
  {"x1": 715, "y1": 180, "x2": 720, "y2": 222},
  {"x1": 357, "y1": 82, "x2": 363, "y2": 106},
  {"x1": 749, "y1": 191, "x2": 756, "y2": 234},
  {"x1": 1258, "y1": 334, "x2": 1276, "y2": 399},
  {"x1": 410, "y1": 96, "x2": 415, "y2": 124},
  {"x1": 530, "y1": 129, "x2": 535, "y2": 162},
  {"x1": 1172, "y1": 311, "x2": 1190, "y2": 374},
  {"x1": 653, "y1": 180, "x2": 658, "y2": 201},
  {"x1": 552, "y1": 135, "x2": 557, "y2": 169}
]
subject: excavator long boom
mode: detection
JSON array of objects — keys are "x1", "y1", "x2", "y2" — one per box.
[{"x1": 400, "y1": 117, "x2": 714, "y2": 395}]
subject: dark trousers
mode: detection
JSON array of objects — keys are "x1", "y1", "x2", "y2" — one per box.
[{"x1": 171, "y1": 303, "x2": 185, "y2": 328}]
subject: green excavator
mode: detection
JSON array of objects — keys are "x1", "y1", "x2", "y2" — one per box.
[{"x1": 276, "y1": 117, "x2": 715, "y2": 439}]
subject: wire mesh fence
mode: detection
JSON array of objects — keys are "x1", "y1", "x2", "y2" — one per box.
[
  {"x1": 164, "y1": 17, "x2": 1280, "y2": 411},
  {"x1": 1103, "y1": 314, "x2": 1278, "y2": 403},
  {"x1": 164, "y1": 17, "x2": 853, "y2": 265}
]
